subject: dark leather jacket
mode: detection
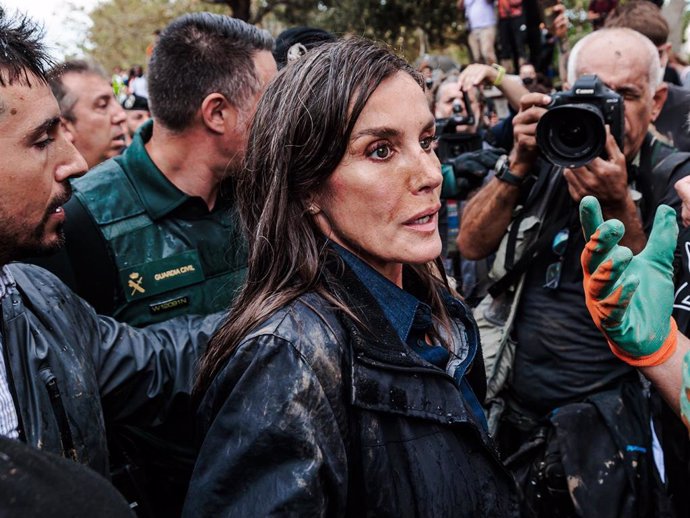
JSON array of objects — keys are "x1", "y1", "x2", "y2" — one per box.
[
  {"x1": 1, "y1": 263, "x2": 221, "y2": 476},
  {"x1": 185, "y1": 265, "x2": 519, "y2": 517}
]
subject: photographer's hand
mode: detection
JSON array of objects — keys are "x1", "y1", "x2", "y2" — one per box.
[
  {"x1": 509, "y1": 92, "x2": 551, "y2": 177},
  {"x1": 564, "y1": 127, "x2": 646, "y2": 252},
  {"x1": 458, "y1": 63, "x2": 528, "y2": 111}
]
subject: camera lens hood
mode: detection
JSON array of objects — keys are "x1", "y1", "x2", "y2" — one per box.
[{"x1": 536, "y1": 103, "x2": 606, "y2": 168}]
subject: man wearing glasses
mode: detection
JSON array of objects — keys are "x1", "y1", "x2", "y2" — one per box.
[{"x1": 459, "y1": 27, "x2": 688, "y2": 516}]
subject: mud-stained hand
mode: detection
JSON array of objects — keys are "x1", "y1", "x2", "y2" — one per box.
[
  {"x1": 674, "y1": 176, "x2": 690, "y2": 228},
  {"x1": 580, "y1": 196, "x2": 679, "y2": 366},
  {"x1": 509, "y1": 92, "x2": 551, "y2": 174},
  {"x1": 563, "y1": 127, "x2": 628, "y2": 206}
]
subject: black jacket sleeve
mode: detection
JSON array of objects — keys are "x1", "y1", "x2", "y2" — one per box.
[
  {"x1": 19, "y1": 263, "x2": 224, "y2": 427},
  {"x1": 183, "y1": 333, "x2": 348, "y2": 518}
]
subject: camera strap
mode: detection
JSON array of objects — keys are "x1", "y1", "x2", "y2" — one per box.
[
  {"x1": 503, "y1": 162, "x2": 552, "y2": 271},
  {"x1": 489, "y1": 168, "x2": 570, "y2": 298}
]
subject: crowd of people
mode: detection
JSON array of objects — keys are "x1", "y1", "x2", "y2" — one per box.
[{"x1": 2, "y1": 1, "x2": 690, "y2": 517}]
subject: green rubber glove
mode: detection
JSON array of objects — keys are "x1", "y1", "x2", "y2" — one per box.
[{"x1": 579, "y1": 196, "x2": 678, "y2": 366}]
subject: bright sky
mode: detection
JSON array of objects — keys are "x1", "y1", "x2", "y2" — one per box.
[{"x1": 0, "y1": 0, "x2": 98, "y2": 59}]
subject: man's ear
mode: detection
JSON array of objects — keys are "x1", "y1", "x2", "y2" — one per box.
[
  {"x1": 651, "y1": 82, "x2": 669, "y2": 123},
  {"x1": 658, "y1": 42, "x2": 672, "y2": 69},
  {"x1": 61, "y1": 117, "x2": 76, "y2": 143},
  {"x1": 200, "y1": 92, "x2": 237, "y2": 135}
]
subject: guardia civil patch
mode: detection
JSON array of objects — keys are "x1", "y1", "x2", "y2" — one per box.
[{"x1": 119, "y1": 250, "x2": 205, "y2": 302}]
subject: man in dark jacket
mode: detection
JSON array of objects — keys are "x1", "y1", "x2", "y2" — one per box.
[
  {"x1": 0, "y1": 8, "x2": 220, "y2": 512},
  {"x1": 459, "y1": 27, "x2": 684, "y2": 516}
]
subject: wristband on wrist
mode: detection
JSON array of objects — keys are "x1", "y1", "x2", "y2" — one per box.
[
  {"x1": 494, "y1": 154, "x2": 524, "y2": 187},
  {"x1": 608, "y1": 317, "x2": 678, "y2": 367},
  {"x1": 491, "y1": 63, "x2": 506, "y2": 86}
]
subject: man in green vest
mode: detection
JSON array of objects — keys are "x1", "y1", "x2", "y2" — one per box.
[
  {"x1": 41, "y1": 13, "x2": 276, "y2": 326},
  {"x1": 33, "y1": 12, "x2": 277, "y2": 517}
]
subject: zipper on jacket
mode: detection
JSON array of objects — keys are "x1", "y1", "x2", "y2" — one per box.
[{"x1": 39, "y1": 365, "x2": 78, "y2": 461}]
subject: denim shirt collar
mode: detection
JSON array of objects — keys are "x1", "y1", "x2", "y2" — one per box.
[{"x1": 333, "y1": 243, "x2": 427, "y2": 344}]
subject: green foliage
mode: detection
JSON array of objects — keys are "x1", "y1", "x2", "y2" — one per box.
[
  {"x1": 83, "y1": 0, "x2": 602, "y2": 72},
  {"x1": 247, "y1": 0, "x2": 461, "y2": 59},
  {"x1": 82, "y1": 0, "x2": 226, "y2": 71},
  {"x1": 313, "y1": 0, "x2": 460, "y2": 59}
]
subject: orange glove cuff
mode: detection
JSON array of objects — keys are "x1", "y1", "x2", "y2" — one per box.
[{"x1": 608, "y1": 317, "x2": 678, "y2": 367}]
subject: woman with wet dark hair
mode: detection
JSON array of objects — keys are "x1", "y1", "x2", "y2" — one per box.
[{"x1": 184, "y1": 37, "x2": 519, "y2": 517}]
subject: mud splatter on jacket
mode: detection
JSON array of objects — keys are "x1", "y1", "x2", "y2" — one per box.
[{"x1": 185, "y1": 263, "x2": 519, "y2": 517}]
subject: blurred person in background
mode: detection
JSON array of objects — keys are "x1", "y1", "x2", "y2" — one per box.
[
  {"x1": 458, "y1": 0, "x2": 497, "y2": 65},
  {"x1": 121, "y1": 93, "x2": 151, "y2": 142},
  {"x1": 49, "y1": 60, "x2": 127, "y2": 169}
]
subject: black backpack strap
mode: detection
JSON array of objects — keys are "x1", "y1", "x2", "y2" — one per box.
[
  {"x1": 488, "y1": 163, "x2": 568, "y2": 298},
  {"x1": 652, "y1": 151, "x2": 690, "y2": 188},
  {"x1": 502, "y1": 161, "x2": 553, "y2": 271},
  {"x1": 640, "y1": 135, "x2": 690, "y2": 212},
  {"x1": 488, "y1": 206, "x2": 571, "y2": 298},
  {"x1": 62, "y1": 195, "x2": 119, "y2": 314}
]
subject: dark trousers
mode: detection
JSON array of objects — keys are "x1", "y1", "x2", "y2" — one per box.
[{"x1": 498, "y1": 15, "x2": 527, "y2": 72}]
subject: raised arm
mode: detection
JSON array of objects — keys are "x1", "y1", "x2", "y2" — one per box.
[
  {"x1": 457, "y1": 63, "x2": 530, "y2": 112},
  {"x1": 579, "y1": 195, "x2": 690, "y2": 430},
  {"x1": 458, "y1": 92, "x2": 551, "y2": 259}
]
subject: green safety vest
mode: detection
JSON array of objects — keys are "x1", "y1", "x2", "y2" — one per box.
[{"x1": 72, "y1": 153, "x2": 246, "y2": 326}]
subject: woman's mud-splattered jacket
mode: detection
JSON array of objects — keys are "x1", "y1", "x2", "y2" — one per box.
[{"x1": 185, "y1": 263, "x2": 519, "y2": 517}]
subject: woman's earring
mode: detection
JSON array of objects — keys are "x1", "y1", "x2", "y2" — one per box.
[{"x1": 307, "y1": 204, "x2": 320, "y2": 215}]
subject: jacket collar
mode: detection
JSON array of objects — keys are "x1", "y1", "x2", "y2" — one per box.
[
  {"x1": 332, "y1": 243, "x2": 422, "y2": 345},
  {"x1": 0, "y1": 266, "x2": 15, "y2": 300},
  {"x1": 325, "y1": 254, "x2": 486, "y2": 430}
]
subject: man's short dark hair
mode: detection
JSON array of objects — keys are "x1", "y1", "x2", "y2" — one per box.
[
  {"x1": 47, "y1": 60, "x2": 107, "y2": 122},
  {"x1": 148, "y1": 12, "x2": 273, "y2": 131},
  {"x1": 605, "y1": 0, "x2": 669, "y2": 47},
  {"x1": 0, "y1": 8, "x2": 54, "y2": 90}
]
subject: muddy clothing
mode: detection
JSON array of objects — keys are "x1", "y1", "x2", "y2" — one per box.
[
  {"x1": 0, "y1": 263, "x2": 219, "y2": 477},
  {"x1": 38, "y1": 119, "x2": 245, "y2": 326},
  {"x1": 510, "y1": 134, "x2": 690, "y2": 415},
  {"x1": 490, "y1": 134, "x2": 690, "y2": 516},
  {"x1": 184, "y1": 257, "x2": 519, "y2": 518}
]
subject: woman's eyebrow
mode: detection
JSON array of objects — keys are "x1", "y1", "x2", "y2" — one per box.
[{"x1": 351, "y1": 126, "x2": 401, "y2": 141}]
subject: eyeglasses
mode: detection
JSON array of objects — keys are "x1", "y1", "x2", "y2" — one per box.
[{"x1": 544, "y1": 228, "x2": 569, "y2": 290}]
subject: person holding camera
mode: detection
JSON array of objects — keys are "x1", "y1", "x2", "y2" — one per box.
[{"x1": 459, "y1": 27, "x2": 686, "y2": 516}]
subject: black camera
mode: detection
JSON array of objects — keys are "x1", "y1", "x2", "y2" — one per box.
[
  {"x1": 435, "y1": 90, "x2": 486, "y2": 200},
  {"x1": 536, "y1": 75, "x2": 624, "y2": 168},
  {"x1": 435, "y1": 90, "x2": 482, "y2": 164},
  {"x1": 435, "y1": 91, "x2": 475, "y2": 137}
]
